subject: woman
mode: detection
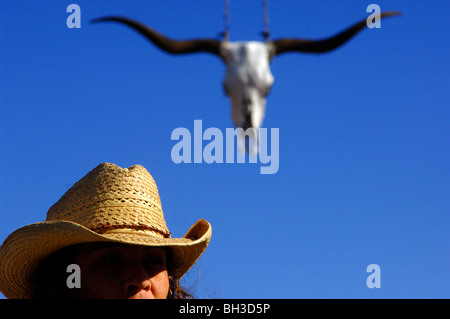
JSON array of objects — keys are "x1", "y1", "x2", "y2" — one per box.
[{"x1": 0, "y1": 163, "x2": 212, "y2": 299}]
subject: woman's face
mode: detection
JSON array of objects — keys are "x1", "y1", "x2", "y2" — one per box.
[{"x1": 74, "y1": 243, "x2": 170, "y2": 299}]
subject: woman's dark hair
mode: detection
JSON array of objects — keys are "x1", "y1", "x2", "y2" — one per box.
[{"x1": 30, "y1": 243, "x2": 193, "y2": 299}]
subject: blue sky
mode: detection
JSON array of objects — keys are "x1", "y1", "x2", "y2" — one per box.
[{"x1": 0, "y1": 1, "x2": 448, "y2": 298}]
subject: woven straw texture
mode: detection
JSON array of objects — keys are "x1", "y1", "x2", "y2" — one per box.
[{"x1": 0, "y1": 163, "x2": 211, "y2": 299}]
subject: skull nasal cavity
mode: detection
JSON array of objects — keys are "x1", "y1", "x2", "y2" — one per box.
[{"x1": 243, "y1": 92, "x2": 252, "y2": 105}]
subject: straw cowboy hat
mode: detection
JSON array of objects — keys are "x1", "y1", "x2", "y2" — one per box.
[{"x1": 0, "y1": 163, "x2": 212, "y2": 299}]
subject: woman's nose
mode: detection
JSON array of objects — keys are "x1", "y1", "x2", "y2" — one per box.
[
  {"x1": 122, "y1": 264, "x2": 152, "y2": 296},
  {"x1": 124, "y1": 279, "x2": 151, "y2": 294}
]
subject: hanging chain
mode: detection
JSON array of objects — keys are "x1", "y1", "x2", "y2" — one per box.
[
  {"x1": 223, "y1": 0, "x2": 270, "y2": 41},
  {"x1": 262, "y1": 0, "x2": 270, "y2": 40},
  {"x1": 222, "y1": 0, "x2": 230, "y2": 41}
]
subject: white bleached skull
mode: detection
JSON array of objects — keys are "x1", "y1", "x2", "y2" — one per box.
[{"x1": 221, "y1": 41, "x2": 274, "y2": 131}]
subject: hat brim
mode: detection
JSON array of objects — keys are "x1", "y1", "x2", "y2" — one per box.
[{"x1": 0, "y1": 219, "x2": 211, "y2": 299}]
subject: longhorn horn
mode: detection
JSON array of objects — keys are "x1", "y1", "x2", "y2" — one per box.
[
  {"x1": 91, "y1": 16, "x2": 223, "y2": 57},
  {"x1": 271, "y1": 11, "x2": 401, "y2": 58}
]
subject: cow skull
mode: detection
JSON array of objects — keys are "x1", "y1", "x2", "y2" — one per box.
[
  {"x1": 222, "y1": 41, "x2": 274, "y2": 130},
  {"x1": 92, "y1": 12, "x2": 400, "y2": 132}
]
